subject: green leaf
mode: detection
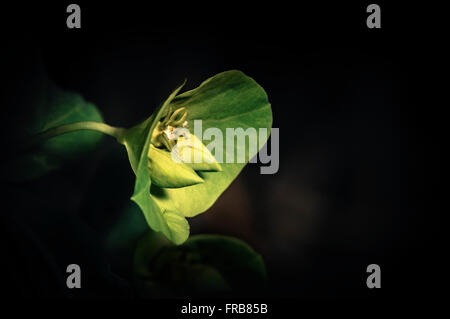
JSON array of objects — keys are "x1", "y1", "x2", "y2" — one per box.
[
  {"x1": 134, "y1": 233, "x2": 267, "y2": 298},
  {"x1": 120, "y1": 82, "x2": 190, "y2": 245},
  {"x1": 5, "y1": 83, "x2": 104, "y2": 181},
  {"x1": 106, "y1": 201, "x2": 149, "y2": 254},
  {"x1": 121, "y1": 70, "x2": 272, "y2": 245},
  {"x1": 181, "y1": 235, "x2": 267, "y2": 295},
  {"x1": 151, "y1": 70, "x2": 272, "y2": 217}
]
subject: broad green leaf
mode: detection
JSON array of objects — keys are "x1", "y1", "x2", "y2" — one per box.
[
  {"x1": 6, "y1": 83, "x2": 104, "y2": 181},
  {"x1": 134, "y1": 233, "x2": 267, "y2": 298},
  {"x1": 121, "y1": 70, "x2": 271, "y2": 245},
  {"x1": 151, "y1": 70, "x2": 272, "y2": 217}
]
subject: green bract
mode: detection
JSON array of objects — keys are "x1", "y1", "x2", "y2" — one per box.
[{"x1": 120, "y1": 70, "x2": 272, "y2": 245}]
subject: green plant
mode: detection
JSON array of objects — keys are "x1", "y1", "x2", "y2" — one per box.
[{"x1": 18, "y1": 70, "x2": 272, "y2": 246}]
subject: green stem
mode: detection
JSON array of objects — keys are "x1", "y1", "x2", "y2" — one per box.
[{"x1": 26, "y1": 121, "x2": 125, "y2": 148}]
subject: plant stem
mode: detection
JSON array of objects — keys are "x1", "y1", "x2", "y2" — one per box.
[{"x1": 26, "y1": 121, "x2": 125, "y2": 148}]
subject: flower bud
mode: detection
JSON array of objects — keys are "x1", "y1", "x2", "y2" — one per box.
[
  {"x1": 148, "y1": 144, "x2": 204, "y2": 188},
  {"x1": 174, "y1": 134, "x2": 222, "y2": 172}
]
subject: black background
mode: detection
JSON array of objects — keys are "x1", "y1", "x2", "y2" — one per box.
[{"x1": 0, "y1": 1, "x2": 439, "y2": 301}]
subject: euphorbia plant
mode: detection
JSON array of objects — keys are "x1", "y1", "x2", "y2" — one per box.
[{"x1": 23, "y1": 70, "x2": 272, "y2": 244}]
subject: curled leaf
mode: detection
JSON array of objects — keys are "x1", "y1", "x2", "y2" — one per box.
[{"x1": 120, "y1": 82, "x2": 188, "y2": 244}]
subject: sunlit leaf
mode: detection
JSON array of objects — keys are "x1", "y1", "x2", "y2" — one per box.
[{"x1": 120, "y1": 70, "x2": 272, "y2": 244}]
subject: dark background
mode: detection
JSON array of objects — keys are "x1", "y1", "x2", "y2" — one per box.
[{"x1": 0, "y1": 1, "x2": 438, "y2": 300}]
